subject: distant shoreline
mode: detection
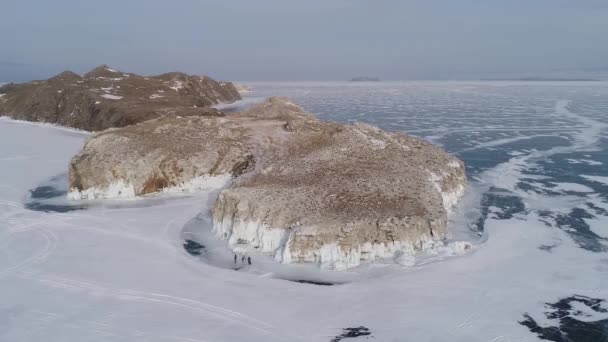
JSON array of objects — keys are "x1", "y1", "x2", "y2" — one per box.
[
  {"x1": 480, "y1": 77, "x2": 601, "y2": 82},
  {"x1": 349, "y1": 76, "x2": 380, "y2": 82}
]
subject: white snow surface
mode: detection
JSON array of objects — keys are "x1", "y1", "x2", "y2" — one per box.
[
  {"x1": 2, "y1": 81, "x2": 608, "y2": 341},
  {"x1": 100, "y1": 94, "x2": 123, "y2": 100},
  {"x1": 169, "y1": 80, "x2": 184, "y2": 92},
  {"x1": 552, "y1": 182, "x2": 595, "y2": 193},
  {"x1": 582, "y1": 175, "x2": 608, "y2": 186}
]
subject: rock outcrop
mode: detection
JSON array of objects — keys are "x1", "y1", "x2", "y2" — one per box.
[
  {"x1": 0, "y1": 65, "x2": 241, "y2": 131},
  {"x1": 68, "y1": 97, "x2": 466, "y2": 269}
]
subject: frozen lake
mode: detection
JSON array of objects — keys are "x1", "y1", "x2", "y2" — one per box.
[{"x1": 2, "y1": 81, "x2": 608, "y2": 341}]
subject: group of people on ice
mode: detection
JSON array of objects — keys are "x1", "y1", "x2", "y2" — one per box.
[{"x1": 234, "y1": 254, "x2": 252, "y2": 266}]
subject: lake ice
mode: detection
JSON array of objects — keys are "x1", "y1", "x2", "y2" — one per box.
[{"x1": 1, "y1": 81, "x2": 607, "y2": 341}]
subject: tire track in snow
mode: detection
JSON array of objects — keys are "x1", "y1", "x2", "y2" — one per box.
[
  {"x1": 0, "y1": 228, "x2": 57, "y2": 278},
  {"x1": 24, "y1": 308, "x2": 213, "y2": 342},
  {"x1": 15, "y1": 271, "x2": 300, "y2": 341}
]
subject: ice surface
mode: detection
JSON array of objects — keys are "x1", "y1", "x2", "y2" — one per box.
[
  {"x1": 552, "y1": 182, "x2": 594, "y2": 193},
  {"x1": 582, "y1": 175, "x2": 608, "y2": 185},
  {"x1": 100, "y1": 94, "x2": 123, "y2": 100},
  {"x1": 2, "y1": 81, "x2": 608, "y2": 341}
]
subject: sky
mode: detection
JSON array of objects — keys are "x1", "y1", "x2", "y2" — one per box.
[{"x1": 1, "y1": 0, "x2": 608, "y2": 81}]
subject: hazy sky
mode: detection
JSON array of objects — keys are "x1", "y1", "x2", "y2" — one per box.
[{"x1": 1, "y1": 0, "x2": 607, "y2": 81}]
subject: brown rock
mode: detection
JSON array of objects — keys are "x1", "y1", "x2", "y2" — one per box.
[{"x1": 0, "y1": 65, "x2": 241, "y2": 131}]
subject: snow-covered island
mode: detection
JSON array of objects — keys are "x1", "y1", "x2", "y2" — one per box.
[{"x1": 68, "y1": 96, "x2": 467, "y2": 270}]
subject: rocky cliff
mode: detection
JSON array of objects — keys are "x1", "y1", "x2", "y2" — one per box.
[
  {"x1": 0, "y1": 65, "x2": 241, "y2": 131},
  {"x1": 68, "y1": 97, "x2": 466, "y2": 269}
]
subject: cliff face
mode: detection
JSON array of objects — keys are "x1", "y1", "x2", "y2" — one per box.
[
  {"x1": 0, "y1": 65, "x2": 241, "y2": 131},
  {"x1": 68, "y1": 97, "x2": 466, "y2": 269}
]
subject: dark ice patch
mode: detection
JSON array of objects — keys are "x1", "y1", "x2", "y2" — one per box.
[
  {"x1": 29, "y1": 185, "x2": 66, "y2": 199},
  {"x1": 552, "y1": 208, "x2": 608, "y2": 253},
  {"x1": 587, "y1": 202, "x2": 608, "y2": 216},
  {"x1": 516, "y1": 178, "x2": 566, "y2": 196},
  {"x1": 457, "y1": 149, "x2": 515, "y2": 176},
  {"x1": 183, "y1": 239, "x2": 205, "y2": 256},
  {"x1": 515, "y1": 150, "x2": 608, "y2": 252},
  {"x1": 24, "y1": 201, "x2": 86, "y2": 213},
  {"x1": 292, "y1": 280, "x2": 338, "y2": 286},
  {"x1": 25, "y1": 185, "x2": 86, "y2": 213},
  {"x1": 520, "y1": 295, "x2": 608, "y2": 342},
  {"x1": 538, "y1": 208, "x2": 608, "y2": 252},
  {"x1": 535, "y1": 153, "x2": 608, "y2": 199},
  {"x1": 457, "y1": 135, "x2": 571, "y2": 176},
  {"x1": 25, "y1": 174, "x2": 88, "y2": 213},
  {"x1": 539, "y1": 243, "x2": 559, "y2": 252},
  {"x1": 546, "y1": 150, "x2": 608, "y2": 176},
  {"x1": 330, "y1": 326, "x2": 372, "y2": 342},
  {"x1": 475, "y1": 187, "x2": 526, "y2": 231}
]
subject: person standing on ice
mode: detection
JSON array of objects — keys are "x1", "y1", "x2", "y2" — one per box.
[
  {"x1": 247, "y1": 256, "x2": 252, "y2": 265},
  {"x1": 242, "y1": 255, "x2": 246, "y2": 263},
  {"x1": 234, "y1": 254, "x2": 237, "y2": 264}
]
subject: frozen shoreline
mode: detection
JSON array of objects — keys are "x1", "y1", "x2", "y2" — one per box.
[{"x1": 67, "y1": 174, "x2": 233, "y2": 200}]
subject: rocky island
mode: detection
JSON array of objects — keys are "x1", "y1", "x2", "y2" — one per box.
[
  {"x1": 68, "y1": 95, "x2": 466, "y2": 269},
  {"x1": 0, "y1": 65, "x2": 241, "y2": 131},
  {"x1": 2, "y1": 66, "x2": 466, "y2": 270}
]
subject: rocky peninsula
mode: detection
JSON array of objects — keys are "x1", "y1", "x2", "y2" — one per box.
[
  {"x1": 0, "y1": 65, "x2": 240, "y2": 131},
  {"x1": 68, "y1": 96, "x2": 466, "y2": 269}
]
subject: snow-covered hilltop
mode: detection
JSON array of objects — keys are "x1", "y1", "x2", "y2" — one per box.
[
  {"x1": 0, "y1": 65, "x2": 241, "y2": 131},
  {"x1": 69, "y1": 96, "x2": 466, "y2": 269}
]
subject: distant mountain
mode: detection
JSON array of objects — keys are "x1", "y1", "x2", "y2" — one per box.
[{"x1": 349, "y1": 76, "x2": 380, "y2": 82}]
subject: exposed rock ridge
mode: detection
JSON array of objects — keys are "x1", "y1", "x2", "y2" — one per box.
[
  {"x1": 68, "y1": 97, "x2": 466, "y2": 269},
  {"x1": 0, "y1": 65, "x2": 241, "y2": 131}
]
